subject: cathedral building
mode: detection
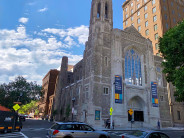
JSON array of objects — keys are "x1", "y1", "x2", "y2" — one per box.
[{"x1": 53, "y1": 0, "x2": 183, "y2": 128}]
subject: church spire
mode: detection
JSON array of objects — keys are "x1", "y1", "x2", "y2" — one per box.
[{"x1": 89, "y1": 0, "x2": 113, "y2": 31}]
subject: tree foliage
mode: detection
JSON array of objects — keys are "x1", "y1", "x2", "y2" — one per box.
[
  {"x1": 159, "y1": 20, "x2": 184, "y2": 102},
  {"x1": 0, "y1": 76, "x2": 43, "y2": 109},
  {"x1": 18, "y1": 100, "x2": 39, "y2": 115}
]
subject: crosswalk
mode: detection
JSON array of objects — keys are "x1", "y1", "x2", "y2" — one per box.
[{"x1": 0, "y1": 132, "x2": 27, "y2": 138}]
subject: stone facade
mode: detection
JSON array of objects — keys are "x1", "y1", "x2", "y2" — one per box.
[{"x1": 53, "y1": 0, "x2": 182, "y2": 129}]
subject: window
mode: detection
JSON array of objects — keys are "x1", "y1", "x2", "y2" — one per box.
[
  {"x1": 152, "y1": 0, "x2": 155, "y2": 5},
  {"x1": 137, "y1": 18, "x2": 140, "y2": 24},
  {"x1": 125, "y1": 7, "x2": 127, "y2": 12},
  {"x1": 126, "y1": 14, "x2": 128, "y2": 18},
  {"x1": 153, "y1": 15, "x2": 157, "y2": 22},
  {"x1": 137, "y1": 4, "x2": 140, "y2": 9},
  {"x1": 104, "y1": 57, "x2": 108, "y2": 66},
  {"x1": 178, "y1": 13, "x2": 181, "y2": 18},
  {"x1": 105, "y1": 3, "x2": 108, "y2": 19},
  {"x1": 144, "y1": 13, "x2": 148, "y2": 19},
  {"x1": 131, "y1": 9, "x2": 134, "y2": 14},
  {"x1": 177, "y1": 111, "x2": 181, "y2": 120},
  {"x1": 166, "y1": 23, "x2": 169, "y2": 29},
  {"x1": 131, "y1": 2, "x2": 133, "y2": 7},
  {"x1": 144, "y1": 5, "x2": 147, "y2": 11},
  {"x1": 173, "y1": 18, "x2": 176, "y2": 23},
  {"x1": 155, "y1": 43, "x2": 159, "y2": 50},
  {"x1": 164, "y1": 14, "x2": 167, "y2": 20},
  {"x1": 134, "y1": 111, "x2": 144, "y2": 121},
  {"x1": 138, "y1": 26, "x2": 141, "y2": 32},
  {"x1": 144, "y1": 0, "x2": 147, "y2": 3},
  {"x1": 131, "y1": 23, "x2": 134, "y2": 26},
  {"x1": 145, "y1": 21, "x2": 148, "y2": 27},
  {"x1": 125, "y1": 49, "x2": 142, "y2": 86},
  {"x1": 97, "y1": 2, "x2": 101, "y2": 18},
  {"x1": 172, "y1": 10, "x2": 175, "y2": 14},
  {"x1": 155, "y1": 33, "x2": 158, "y2": 40},
  {"x1": 154, "y1": 24, "x2": 157, "y2": 31},
  {"x1": 104, "y1": 87, "x2": 109, "y2": 95},
  {"x1": 160, "y1": 96, "x2": 164, "y2": 101},
  {"x1": 177, "y1": 6, "x2": 179, "y2": 10},
  {"x1": 164, "y1": 6, "x2": 167, "y2": 11},
  {"x1": 171, "y1": 2, "x2": 173, "y2": 6},
  {"x1": 131, "y1": 16, "x2": 134, "y2": 21},
  {"x1": 137, "y1": 11, "x2": 140, "y2": 16},
  {"x1": 163, "y1": 0, "x2": 166, "y2": 2},
  {"x1": 152, "y1": 7, "x2": 156, "y2": 13},
  {"x1": 145, "y1": 29, "x2": 149, "y2": 36},
  {"x1": 125, "y1": 20, "x2": 128, "y2": 26}
]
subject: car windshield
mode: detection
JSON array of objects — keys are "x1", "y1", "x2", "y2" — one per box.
[
  {"x1": 57, "y1": 124, "x2": 94, "y2": 131},
  {"x1": 125, "y1": 130, "x2": 148, "y2": 138}
]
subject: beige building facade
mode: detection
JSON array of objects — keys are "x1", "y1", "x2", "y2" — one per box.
[{"x1": 123, "y1": 0, "x2": 184, "y2": 56}]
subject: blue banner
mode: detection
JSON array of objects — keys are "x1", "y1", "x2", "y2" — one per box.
[
  {"x1": 115, "y1": 75, "x2": 123, "y2": 104},
  {"x1": 95, "y1": 110, "x2": 100, "y2": 120},
  {"x1": 151, "y1": 82, "x2": 158, "y2": 107}
]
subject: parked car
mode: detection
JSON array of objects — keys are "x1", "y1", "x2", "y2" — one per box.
[
  {"x1": 47, "y1": 122, "x2": 110, "y2": 138},
  {"x1": 121, "y1": 130, "x2": 169, "y2": 138},
  {"x1": 19, "y1": 115, "x2": 26, "y2": 122}
]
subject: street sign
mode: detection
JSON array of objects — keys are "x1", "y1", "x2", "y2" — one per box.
[
  {"x1": 110, "y1": 107, "x2": 113, "y2": 116},
  {"x1": 13, "y1": 102, "x2": 21, "y2": 104},
  {"x1": 128, "y1": 109, "x2": 133, "y2": 115},
  {"x1": 13, "y1": 104, "x2": 20, "y2": 111}
]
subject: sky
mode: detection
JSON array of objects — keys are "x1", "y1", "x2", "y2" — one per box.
[{"x1": 0, "y1": 0, "x2": 125, "y2": 85}]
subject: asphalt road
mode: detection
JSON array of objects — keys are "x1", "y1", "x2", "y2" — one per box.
[{"x1": 1, "y1": 119, "x2": 183, "y2": 138}]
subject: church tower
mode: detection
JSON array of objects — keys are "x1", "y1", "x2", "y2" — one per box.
[{"x1": 82, "y1": 0, "x2": 113, "y2": 127}]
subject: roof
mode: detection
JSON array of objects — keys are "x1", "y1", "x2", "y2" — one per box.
[
  {"x1": 56, "y1": 122, "x2": 86, "y2": 124},
  {"x1": 0, "y1": 104, "x2": 11, "y2": 111}
]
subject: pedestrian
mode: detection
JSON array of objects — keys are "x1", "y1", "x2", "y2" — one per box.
[
  {"x1": 157, "y1": 120, "x2": 160, "y2": 130},
  {"x1": 105, "y1": 119, "x2": 108, "y2": 128},
  {"x1": 112, "y1": 120, "x2": 115, "y2": 129},
  {"x1": 107, "y1": 119, "x2": 110, "y2": 129}
]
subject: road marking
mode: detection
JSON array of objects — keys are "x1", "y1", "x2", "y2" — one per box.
[
  {"x1": 0, "y1": 132, "x2": 26, "y2": 138},
  {"x1": 20, "y1": 132, "x2": 28, "y2": 138}
]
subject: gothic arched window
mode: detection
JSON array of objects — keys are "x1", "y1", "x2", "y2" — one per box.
[
  {"x1": 125, "y1": 49, "x2": 142, "y2": 86},
  {"x1": 97, "y1": 2, "x2": 101, "y2": 18},
  {"x1": 105, "y1": 3, "x2": 108, "y2": 19}
]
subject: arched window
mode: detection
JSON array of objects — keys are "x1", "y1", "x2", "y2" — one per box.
[
  {"x1": 125, "y1": 49, "x2": 142, "y2": 86},
  {"x1": 97, "y1": 2, "x2": 101, "y2": 18},
  {"x1": 105, "y1": 3, "x2": 108, "y2": 19}
]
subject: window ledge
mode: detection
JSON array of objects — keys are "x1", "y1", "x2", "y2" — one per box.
[{"x1": 125, "y1": 83, "x2": 144, "y2": 90}]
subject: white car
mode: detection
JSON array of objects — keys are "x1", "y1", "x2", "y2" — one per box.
[{"x1": 47, "y1": 122, "x2": 110, "y2": 138}]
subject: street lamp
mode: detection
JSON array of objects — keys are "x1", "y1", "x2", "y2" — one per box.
[{"x1": 72, "y1": 97, "x2": 75, "y2": 122}]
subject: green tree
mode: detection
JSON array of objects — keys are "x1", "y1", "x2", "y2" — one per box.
[
  {"x1": 0, "y1": 76, "x2": 42, "y2": 109},
  {"x1": 19, "y1": 101, "x2": 39, "y2": 115},
  {"x1": 159, "y1": 20, "x2": 184, "y2": 102}
]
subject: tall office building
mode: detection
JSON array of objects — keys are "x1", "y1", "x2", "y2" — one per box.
[{"x1": 123, "y1": 0, "x2": 184, "y2": 55}]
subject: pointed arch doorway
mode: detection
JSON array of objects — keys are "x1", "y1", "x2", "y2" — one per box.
[{"x1": 127, "y1": 96, "x2": 145, "y2": 123}]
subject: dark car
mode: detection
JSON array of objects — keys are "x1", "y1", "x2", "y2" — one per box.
[
  {"x1": 47, "y1": 122, "x2": 110, "y2": 138},
  {"x1": 121, "y1": 130, "x2": 169, "y2": 138},
  {"x1": 19, "y1": 115, "x2": 26, "y2": 122}
]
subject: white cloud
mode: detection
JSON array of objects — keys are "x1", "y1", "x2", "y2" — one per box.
[
  {"x1": 0, "y1": 25, "x2": 85, "y2": 85},
  {"x1": 38, "y1": 7, "x2": 48, "y2": 12},
  {"x1": 42, "y1": 25, "x2": 89, "y2": 45},
  {"x1": 19, "y1": 17, "x2": 29, "y2": 24}
]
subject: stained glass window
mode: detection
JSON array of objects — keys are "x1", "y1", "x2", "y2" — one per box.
[{"x1": 125, "y1": 49, "x2": 142, "y2": 86}]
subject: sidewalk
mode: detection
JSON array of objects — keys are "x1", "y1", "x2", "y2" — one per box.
[{"x1": 95, "y1": 127, "x2": 184, "y2": 131}]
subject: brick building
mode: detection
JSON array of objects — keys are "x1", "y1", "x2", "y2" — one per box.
[{"x1": 123, "y1": 0, "x2": 184, "y2": 56}]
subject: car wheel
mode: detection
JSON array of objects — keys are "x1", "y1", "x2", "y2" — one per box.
[
  {"x1": 3, "y1": 128, "x2": 8, "y2": 134},
  {"x1": 64, "y1": 136, "x2": 72, "y2": 138},
  {"x1": 99, "y1": 135, "x2": 107, "y2": 138}
]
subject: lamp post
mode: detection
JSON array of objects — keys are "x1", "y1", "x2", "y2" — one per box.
[
  {"x1": 72, "y1": 97, "x2": 75, "y2": 122},
  {"x1": 110, "y1": 81, "x2": 115, "y2": 128}
]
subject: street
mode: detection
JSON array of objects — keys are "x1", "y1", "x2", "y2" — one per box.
[{"x1": 0, "y1": 119, "x2": 183, "y2": 138}]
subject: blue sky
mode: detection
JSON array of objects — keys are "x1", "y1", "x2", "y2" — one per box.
[{"x1": 0, "y1": 0, "x2": 125, "y2": 84}]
